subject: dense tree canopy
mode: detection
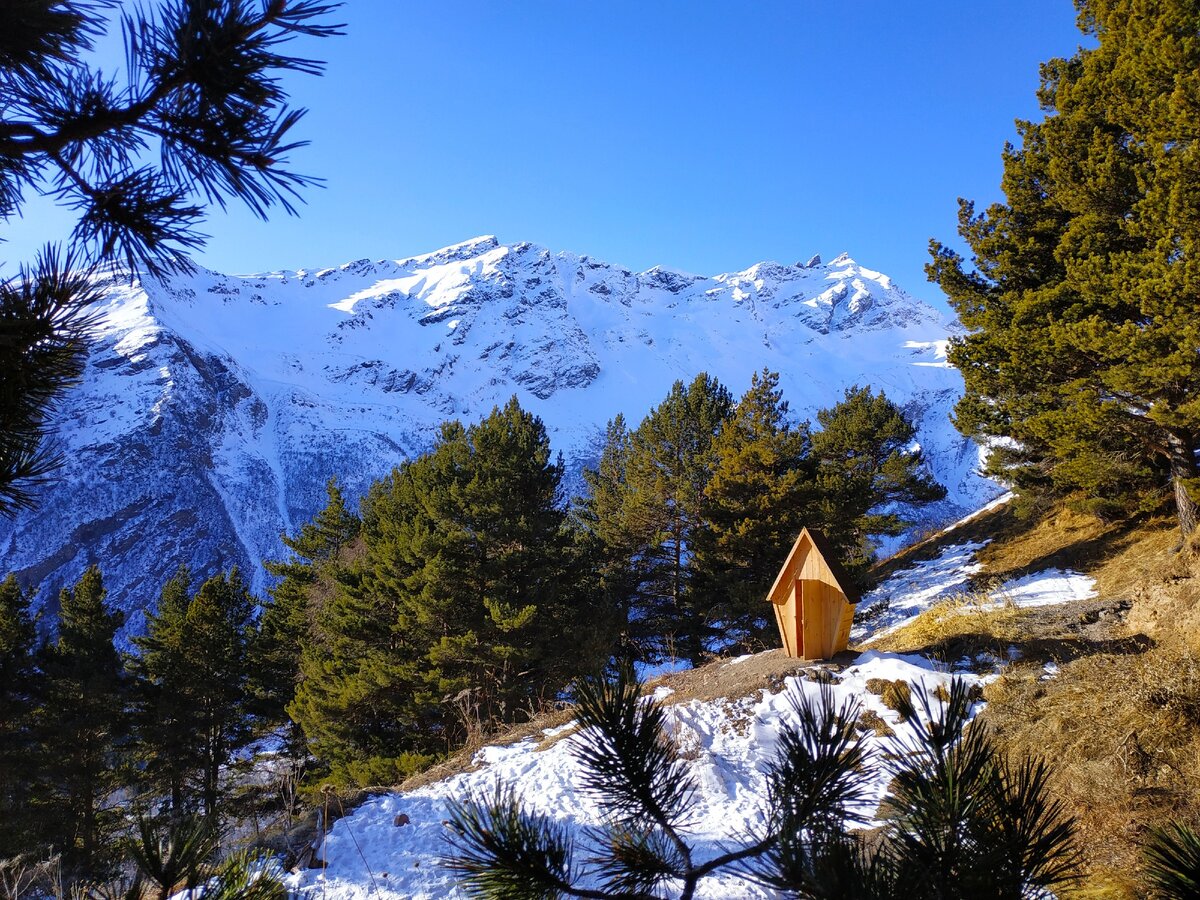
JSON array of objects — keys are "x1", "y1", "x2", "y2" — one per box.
[
  {"x1": 290, "y1": 398, "x2": 613, "y2": 786},
  {"x1": 133, "y1": 567, "x2": 258, "y2": 826},
  {"x1": 37, "y1": 565, "x2": 127, "y2": 876},
  {"x1": 581, "y1": 374, "x2": 945, "y2": 662},
  {"x1": 692, "y1": 369, "x2": 816, "y2": 652},
  {"x1": 928, "y1": 0, "x2": 1200, "y2": 539},
  {"x1": 811, "y1": 386, "x2": 947, "y2": 583}
]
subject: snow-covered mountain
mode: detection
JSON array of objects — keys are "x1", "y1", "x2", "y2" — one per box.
[{"x1": 0, "y1": 236, "x2": 996, "y2": 630}]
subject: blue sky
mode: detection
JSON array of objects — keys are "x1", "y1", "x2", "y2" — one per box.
[{"x1": 7, "y1": 1, "x2": 1086, "y2": 312}]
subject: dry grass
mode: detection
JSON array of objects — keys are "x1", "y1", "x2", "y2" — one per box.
[
  {"x1": 884, "y1": 502, "x2": 1200, "y2": 897},
  {"x1": 856, "y1": 708, "x2": 895, "y2": 737},
  {"x1": 865, "y1": 678, "x2": 912, "y2": 717},
  {"x1": 867, "y1": 588, "x2": 1030, "y2": 668},
  {"x1": 982, "y1": 643, "x2": 1200, "y2": 898}
]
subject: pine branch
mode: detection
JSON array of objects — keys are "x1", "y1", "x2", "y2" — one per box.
[
  {"x1": 571, "y1": 665, "x2": 697, "y2": 872},
  {"x1": 0, "y1": 247, "x2": 100, "y2": 513}
]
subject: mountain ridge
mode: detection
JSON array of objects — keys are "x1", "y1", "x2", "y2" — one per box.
[{"x1": 1, "y1": 237, "x2": 997, "y2": 631}]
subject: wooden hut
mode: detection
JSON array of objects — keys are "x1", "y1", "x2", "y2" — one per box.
[{"x1": 765, "y1": 527, "x2": 860, "y2": 660}]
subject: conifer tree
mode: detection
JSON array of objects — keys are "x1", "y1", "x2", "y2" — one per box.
[
  {"x1": 577, "y1": 416, "x2": 644, "y2": 661},
  {"x1": 184, "y1": 570, "x2": 256, "y2": 827},
  {"x1": 132, "y1": 569, "x2": 256, "y2": 826},
  {"x1": 0, "y1": 574, "x2": 41, "y2": 854},
  {"x1": 131, "y1": 567, "x2": 202, "y2": 815},
  {"x1": 693, "y1": 370, "x2": 816, "y2": 652},
  {"x1": 444, "y1": 674, "x2": 1080, "y2": 899},
  {"x1": 37, "y1": 565, "x2": 128, "y2": 877},
  {"x1": 255, "y1": 477, "x2": 360, "y2": 723},
  {"x1": 927, "y1": 0, "x2": 1200, "y2": 541},
  {"x1": 810, "y1": 386, "x2": 946, "y2": 586},
  {"x1": 287, "y1": 544, "x2": 432, "y2": 785},
  {"x1": 291, "y1": 399, "x2": 612, "y2": 785},
  {"x1": 620, "y1": 374, "x2": 733, "y2": 661}
]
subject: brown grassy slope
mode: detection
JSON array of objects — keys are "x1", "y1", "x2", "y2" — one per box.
[{"x1": 873, "y1": 503, "x2": 1200, "y2": 899}]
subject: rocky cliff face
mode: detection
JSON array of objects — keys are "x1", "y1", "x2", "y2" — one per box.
[{"x1": 0, "y1": 236, "x2": 996, "y2": 632}]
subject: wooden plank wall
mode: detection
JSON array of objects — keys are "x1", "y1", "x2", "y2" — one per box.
[{"x1": 771, "y1": 532, "x2": 854, "y2": 660}]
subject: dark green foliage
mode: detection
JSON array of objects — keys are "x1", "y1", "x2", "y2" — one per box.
[
  {"x1": 291, "y1": 398, "x2": 612, "y2": 785},
  {"x1": 130, "y1": 567, "x2": 199, "y2": 814},
  {"x1": 37, "y1": 565, "x2": 128, "y2": 877},
  {"x1": 811, "y1": 386, "x2": 946, "y2": 586},
  {"x1": 0, "y1": 251, "x2": 100, "y2": 513},
  {"x1": 576, "y1": 415, "x2": 644, "y2": 662},
  {"x1": 255, "y1": 477, "x2": 360, "y2": 725},
  {"x1": 927, "y1": 0, "x2": 1200, "y2": 539},
  {"x1": 443, "y1": 673, "x2": 1080, "y2": 900},
  {"x1": 132, "y1": 568, "x2": 257, "y2": 825},
  {"x1": 621, "y1": 374, "x2": 733, "y2": 661},
  {"x1": 124, "y1": 813, "x2": 217, "y2": 900},
  {"x1": 190, "y1": 849, "x2": 288, "y2": 900},
  {"x1": 579, "y1": 374, "x2": 943, "y2": 662},
  {"x1": 578, "y1": 374, "x2": 734, "y2": 663},
  {"x1": 0, "y1": 0, "x2": 343, "y2": 274},
  {"x1": 1145, "y1": 823, "x2": 1200, "y2": 900},
  {"x1": 573, "y1": 667, "x2": 697, "y2": 836},
  {"x1": 0, "y1": 0, "x2": 340, "y2": 511},
  {"x1": 445, "y1": 784, "x2": 577, "y2": 900},
  {"x1": 693, "y1": 369, "x2": 817, "y2": 653},
  {"x1": 0, "y1": 574, "x2": 41, "y2": 853},
  {"x1": 879, "y1": 680, "x2": 1081, "y2": 899},
  {"x1": 112, "y1": 813, "x2": 284, "y2": 900}
]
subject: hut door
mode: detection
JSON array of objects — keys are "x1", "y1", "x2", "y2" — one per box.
[
  {"x1": 800, "y1": 579, "x2": 828, "y2": 660},
  {"x1": 794, "y1": 578, "x2": 804, "y2": 658}
]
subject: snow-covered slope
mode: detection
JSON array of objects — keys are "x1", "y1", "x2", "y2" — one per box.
[
  {"x1": 0, "y1": 236, "x2": 997, "y2": 628},
  {"x1": 282, "y1": 533, "x2": 1096, "y2": 900}
]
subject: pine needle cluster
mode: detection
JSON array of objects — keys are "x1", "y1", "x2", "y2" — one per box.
[
  {"x1": 0, "y1": 0, "x2": 342, "y2": 514},
  {"x1": 443, "y1": 671, "x2": 1082, "y2": 899}
]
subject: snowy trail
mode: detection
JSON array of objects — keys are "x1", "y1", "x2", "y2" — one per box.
[{"x1": 284, "y1": 540, "x2": 1097, "y2": 900}]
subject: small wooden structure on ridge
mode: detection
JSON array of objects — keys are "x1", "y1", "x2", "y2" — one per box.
[{"x1": 765, "y1": 527, "x2": 860, "y2": 660}]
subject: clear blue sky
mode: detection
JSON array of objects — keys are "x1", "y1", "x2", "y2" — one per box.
[{"x1": 7, "y1": 1, "x2": 1087, "y2": 312}]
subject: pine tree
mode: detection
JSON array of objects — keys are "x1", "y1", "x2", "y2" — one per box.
[
  {"x1": 184, "y1": 570, "x2": 256, "y2": 828},
  {"x1": 577, "y1": 415, "x2": 645, "y2": 662},
  {"x1": 0, "y1": 1, "x2": 340, "y2": 512},
  {"x1": 131, "y1": 567, "x2": 202, "y2": 816},
  {"x1": 619, "y1": 374, "x2": 734, "y2": 662},
  {"x1": 291, "y1": 399, "x2": 613, "y2": 785},
  {"x1": 443, "y1": 673, "x2": 1080, "y2": 899},
  {"x1": 287, "y1": 538, "x2": 433, "y2": 785},
  {"x1": 810, "y1": 386, "x2": 946, "y2": 586},
  {"x1": 37, "y1": 565, "x2": 128, "y2": 877},
  {"x1": 132, "y1": 569, "x2": 256, "y2": 826},
  {"x1": 0, "y1": 574, "x2": 41, "y2": 854},
  {"x1": 927, "y1": 0, "x2": 1200, "y2": 542},
  {"x1": 693, "y1": 369, "x2": 816, "y2": 653},
  {"x1": 255, "y1": 477, "x2": 360, "y2": 724}
]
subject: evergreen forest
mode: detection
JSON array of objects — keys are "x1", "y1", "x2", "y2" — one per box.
[{"x1": 0, "y1": 372, "x2": 947, "y2": 889}]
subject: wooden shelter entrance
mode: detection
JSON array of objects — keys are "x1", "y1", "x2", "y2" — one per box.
[{"x1": 765, "y1": 527, "x2": 859, "y2": 660}]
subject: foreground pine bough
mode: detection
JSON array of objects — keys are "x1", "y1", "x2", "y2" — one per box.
[{"x1": 441, "y1": 670, "x2": 1081, "y2": 899}]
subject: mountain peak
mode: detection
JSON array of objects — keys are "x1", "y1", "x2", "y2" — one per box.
[{"x1": 0, "y1": 236, "x2": 987, "y2": 627}]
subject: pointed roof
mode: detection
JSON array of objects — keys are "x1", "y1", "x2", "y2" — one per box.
[{"x1": 766, "y1": 527, "x2": 861, "y2": 606}]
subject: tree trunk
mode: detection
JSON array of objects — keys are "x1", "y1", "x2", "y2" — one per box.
[{"x1": 1168, "y1": 432, "x2": 1199, "y2": 541}]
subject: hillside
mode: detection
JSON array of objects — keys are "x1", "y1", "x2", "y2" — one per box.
[
  {"x1": 273, "y1": 498, "x2": 1200, "y2": 899},
  {"x1": 0, "y1": 238, "x2": 997, "y2": 629}
]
